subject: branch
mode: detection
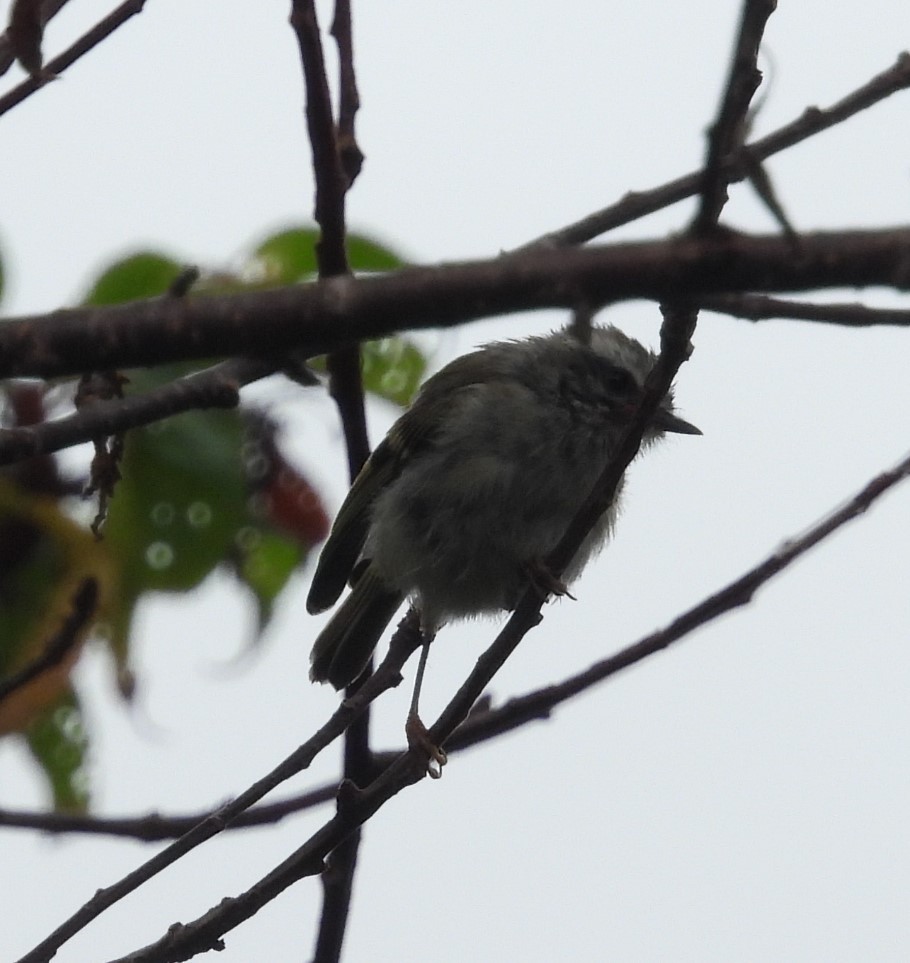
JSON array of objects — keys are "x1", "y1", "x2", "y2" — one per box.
[
  {"x1": 0, "y1": 782, "x2": 338, "y2": 840},
  {"x1": 525, "y1": 51, "x2": 910, "y2": 249},
  {"x1": 291, "y1": 0, "x2": 370, "y2": 481},
  {"x1": 329, "y1": 0, "x2": 363, "y2": 185},
  {"x1": 290, "y1": 0, "x2": 349, "y2": 272},
  {"x1": 0, "y1": 0, "x2": 71, "y2": 75},
  {"x1": 0, "y1": 578, "x2": 97, "y2": 704},
  {"x1": 694, "y1": 0, "x2": 776, "y2": 230},
  {"x1": 290, "y1": 3, "x2": 369, "y2": 958},
  {"x1": 0, "y1": 0, "x2": 147, "y2": 118},
  {"x1": 14, "y1": 614, "x2": 422, "y2": 963},
  {"x1": 453, "y1": 450, "x2": 910, "y2": 741},
  {"x1": 700, "y1": 293, "x2": 910, "y2": 326},
  {"x1": 2, "y1": 227, "x2": 910, "y2": 380},
  {"x1": 0, "y1": 357, "x2": 266, "y2": 466}
]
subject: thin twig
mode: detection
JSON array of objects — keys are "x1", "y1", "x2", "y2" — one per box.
[
  {"x1": 694, "y1": 0, "x2": 776, "y2": 231},
  {"x1": 14, "y1": 615, "x2": 421, "y2": 963},
  {"x1": 0, "y1": 358, "x2": 267, "y2": 466},
  {"x1": 330, "y1": 0, "x2": 364, "y2": 185},
  {"x1": 524, "y1": 51, "x2": 910, "y2": 249},
  {"x1": 0, "y1": 0, "x2": 147, "y2": 118},
  {"x1": 700, "y1": 293, "x2": 910, "y2": 326},
  {"x1": 0, "y1": 783, "x2": 339, "y2": 839}
]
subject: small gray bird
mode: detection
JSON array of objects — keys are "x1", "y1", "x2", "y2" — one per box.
[{"x1": 307, "y1": 325, "x2": 699, "y2": 762}]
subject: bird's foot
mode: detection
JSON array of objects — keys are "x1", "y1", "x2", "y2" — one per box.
[
  {"x1": 406, "y1": 710, "x2": 447, "y2": 779},
  {"x1": 524, "y1": 559, "x2": 576, "y2": 601}
]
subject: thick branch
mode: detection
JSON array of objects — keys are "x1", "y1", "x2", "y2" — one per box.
[{"x1": 2, "y1": 228, "x2": 910, "y2": 380}]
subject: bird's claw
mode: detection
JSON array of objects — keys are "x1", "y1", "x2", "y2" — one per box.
[
  {"x1": 406, "y1": 710, "x2": 447, "y2": 779},
  {"x1": 525, "y1": 560, "x2": 576, "y2": 601}
]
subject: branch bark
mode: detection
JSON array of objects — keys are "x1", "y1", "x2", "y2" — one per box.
[{"x1": 2, "y1": 227, "x2": 910, "y2": 380}]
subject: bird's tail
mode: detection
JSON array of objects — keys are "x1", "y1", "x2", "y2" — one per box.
[{"x1": 309, "y1": 566, "x2": 404, "y2": 690}]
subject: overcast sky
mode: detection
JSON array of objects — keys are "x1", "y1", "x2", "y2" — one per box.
[{"x1": 3, "y1": 2, "x2": 910, "y2": 961}]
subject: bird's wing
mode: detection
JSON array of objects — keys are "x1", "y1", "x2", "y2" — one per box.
[
  {"x1": 305, "y1": 385, "x2": 467, "y2": 613},
  {"x1": 306, "y1": 348, "x2": 512, "y2": 614}
]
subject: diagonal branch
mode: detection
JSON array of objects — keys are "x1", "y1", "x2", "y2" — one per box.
[
  {"x1": 0, "y1": 0, "x2": 147, "y2": 118},
  {"x1": 13, "y1": 613, "x2": 422, "y2": 963},
  {"x1": 9, "y1": 441, "x2": 910, "y2": 846},
  {"x1": 525, "y1": 51, "x2": 910, "y2": 249}
]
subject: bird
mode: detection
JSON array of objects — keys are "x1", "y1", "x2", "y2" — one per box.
[{"x1": 307, "y1": 324, "x2": 700, "y2": 774}]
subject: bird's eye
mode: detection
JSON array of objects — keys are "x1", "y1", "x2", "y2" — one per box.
[{"x1": 604, "y1": 366, "x2": 638, "y2": 397}]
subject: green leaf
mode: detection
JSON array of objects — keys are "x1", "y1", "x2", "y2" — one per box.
[
  {"x1": 361, "y1": 337, "x2": 428, "y2": 407},
  {"x1": 25, "y1": 690, "x2": 90, "y2": 812},
  {"x1": 237, "y1": 529, "x2": 304, "y2": 634},
  {"x1": 251, "y1": 228, "x2": 321, "y2": 285},
  {"x1": 347, "y1": 233, "x2": 407, "y2": 272},
  {"x1": 250, "y1": 226, "x2": 407, "y2": 286},
  {"x1": 84, "y1": 252, "x2": 183, "y2": 305},
  {"x1": 104, "y1": 409, "x2": 247, "y2": 657}
]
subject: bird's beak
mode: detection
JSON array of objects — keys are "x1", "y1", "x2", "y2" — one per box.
[{"x1": 653, "y1": 409, "x2": 702, "y2": 435}]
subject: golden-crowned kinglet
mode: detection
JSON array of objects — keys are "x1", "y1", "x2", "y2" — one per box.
[{"x1": 307, "y1": 324, "x2": 699, "y2": 693}]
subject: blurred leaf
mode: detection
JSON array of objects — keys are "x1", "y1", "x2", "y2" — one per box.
[
  {"x1": 250, "y1": 226, "x2": 407, "y2": 286},
  {"x1": 361, "y1": 337, "x2": 427, "y2": 407},
  {"x1": 238, "y1": 412, "x2": 326, "y2": 634},
  {"x1": 84, "y1": 252, "x2": 183, "y2": 306},
  {"x1": 251, "y1": 228, "x2": 321, "y2": 285},
  {"x1": 103, "y1": 409, "x2": 247, "y2": 659},
  {"x1": 237, "y1": 529, "x2": 304, "y2": 634},
  {"x1": 0, "y1": 480, "x2": 109, "y2": 737},
  {"x1": 347, "y1": 233, "x2": 407, "y2": 272},
  {"x1": 25, "y1": 690, "x2": 90, "y2": 811}
]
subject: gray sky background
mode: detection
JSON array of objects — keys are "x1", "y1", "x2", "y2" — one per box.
[{"x1": 3, "y1": 2, "x2": 910, "y2": 961}]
